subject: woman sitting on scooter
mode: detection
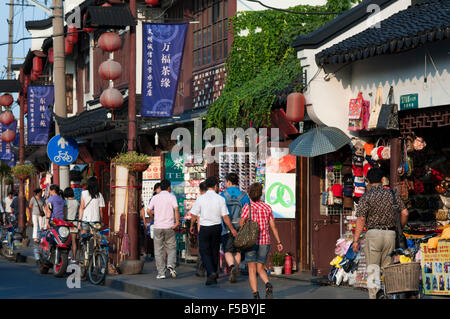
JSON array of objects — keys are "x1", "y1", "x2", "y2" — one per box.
[{"x1": 45, "y1": 185, "x2": 65, "y2": 228}]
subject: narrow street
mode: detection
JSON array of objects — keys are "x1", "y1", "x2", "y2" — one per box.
[{"x1": 0, "y1": 257, "x2": 142, "y2": 299}]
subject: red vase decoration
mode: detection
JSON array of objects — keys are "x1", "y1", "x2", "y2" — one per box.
[
  {"x1": 31, "y1": 71, "x2": 39, "y2": 82},
  {"x1": 100, "y1": 88, "x2": 123, "y2": 109},
  {"x1": 67, "y1": 25, "x2": 79, "y2": 44},
  {"x1": 0, "y1": 94, "x2": 14, "y2": 107},
  {"x1": 145, "y1": 0, "x2": 159, "y2": 5},
  {"x1": 98, "y1": 32, "x2": 122, "y2": 52},
  {"x1": 0, "y1": 111, "x2": 15, "y2": 125},
  {"x1": 98, "y1": 60, "x2": 122, "y2": 81},
  {"x1": 48, "y1": 48, "x2": 54, "y2": 63},
  {"x1": 286, "y1": 92, "x2": 305, "y2": 122},
  {"x1": 65, "y1": 38, "x2": 74, "y2": 55},
  {"x1": 1, "y1": 129, "x2": 16, "y2": 143},
  {"x1": 33, "y1": 57, "x2": 43, "y2": 75}
]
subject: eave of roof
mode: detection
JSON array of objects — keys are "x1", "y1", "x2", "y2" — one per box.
[
  {"x1": 25, "y1": 18, "x2": 52, "y2": 31},
  {"x1": 84, "y1": 5, "x2": 136, "y2": 28},
  {"x1": 316, "y1": 0, "x2": 450, "y2": 66},
  {"x1": 292, "y1": 0, "x2": 397, "y2": 51},
  {"x1": 0, "y1": 80, "x2": 21, "y2": 92}
]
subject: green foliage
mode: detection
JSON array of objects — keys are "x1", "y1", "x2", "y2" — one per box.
[
  {"x1": 207, "y1": 0, "x2": 356, "y2": 129},
  {"x1": 113, "y1": 151, "x2": 150, "y2": 169},
  {"x1": 0, "y1": 162, "x2": 11, "y2": 178},
  {"x1": 272, "y1": 252, "x2": 284, "y2": 267},
  {"x1": 11, "y1": 164, "x2": 36, "y2": 177}
]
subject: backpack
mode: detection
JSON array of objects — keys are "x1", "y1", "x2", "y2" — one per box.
[{"x1": 223, "y1": 191, "x2": 246, "y2": 229}]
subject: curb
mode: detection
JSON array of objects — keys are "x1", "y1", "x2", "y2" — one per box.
[{"x1": 104, "y1": 276, "x2": 193, "y2": 299}]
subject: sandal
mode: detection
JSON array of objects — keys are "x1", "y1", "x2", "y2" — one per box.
[
  {"x1": 265, "y1": 282, "x2": 273, "y2": 299},
  {"x1": 253, "y1": 291, "x2": 260, "y2": 299}
]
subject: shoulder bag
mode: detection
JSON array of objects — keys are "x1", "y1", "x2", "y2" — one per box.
[
  {"x1": 377, "y1": 86, "x2": 399, "y2": 130},
  {"x1": 234, "y1": 202, "x2": 259, "y2": 251},
  {"x1": 367, "y1": 86, "x2": 383, "y2": 130},
  {"x1": 390, "y1": 189, "x2": 407, "y2": 250},
  {"x1": 36, "y1": 197, "x2": 45, "y2": 217}
]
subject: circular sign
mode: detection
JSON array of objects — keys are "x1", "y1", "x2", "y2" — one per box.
[{"x1": 47, "y1": 135, "x2": 79, "y2": 165}]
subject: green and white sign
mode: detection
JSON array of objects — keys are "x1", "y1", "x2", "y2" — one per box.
[
  {"x1": 400, "y1": 94, "x2": 419, "y2": 110},
  {"x1": 265, "y1": 173, "x2": 296, "y2": 219}
]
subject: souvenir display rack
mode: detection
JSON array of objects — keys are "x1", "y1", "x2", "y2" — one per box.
[{"x1": 218, "y1": 152, "x2": 257, "y2": 193}]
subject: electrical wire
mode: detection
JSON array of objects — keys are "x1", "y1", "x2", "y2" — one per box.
[
  {"x1": 0, "y1": 29, "x2": 84, "y2": 47},
  {"x1": 426, "y1": 49, "x2": 450, "y2": 98},
  {"x1": 244, "y1": 0, "x2": 344, "y2": 15}
]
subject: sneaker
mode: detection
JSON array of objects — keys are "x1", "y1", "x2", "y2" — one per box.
[
  {"x1": 205, "y1": 274, "x2": 217, "y2": 286},
  {"x1": 167, "y1": 266, "x2": 177, "y2": 278},
  {"x1": 253, "y1": 291, "x2": 260, "y2": 299},
  {"x1": 265, "y1": 282, "x2": 273, "y2": 299},
  {"x1": 156, "y1": 274, "x2": 166, "y2": 279},
  {"x1": 230, "y1": 265, "x2": 239, "y2": 283}
]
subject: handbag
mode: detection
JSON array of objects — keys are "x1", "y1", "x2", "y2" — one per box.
[
  {"x1": 34, "y1": 197, "x2": 45, "y2": 217},
  {"x1": 367, "y1": 86, "x2": 383, "y2": 130},
  {"x1": 436, "y1": 209, "x2": 449, "y2": 221},
  {"x1": 377, "y1": 86, "x2": 399, "y2": 130},
  {"x1": 348, "y1": 93, "x2": 364, "y2": 131},
  {"x1": 234, "y1": 202, "x2": 260, "y2": 251},
  {"x1": 390, "y1": 189, "x2": 407, "y2": 250}
]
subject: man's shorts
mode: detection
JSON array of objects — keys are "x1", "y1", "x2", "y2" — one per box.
[
  {"x1": 221, "y1": 233, "x2": 239, "y2": 254},
  {"x1": 245, "y1": 244, "x2": 270, "y2": 264}
]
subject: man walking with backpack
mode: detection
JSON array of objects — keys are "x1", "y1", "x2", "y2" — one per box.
[{"x1": 221, "y1": 173, "x2": 250, "y2": 283}]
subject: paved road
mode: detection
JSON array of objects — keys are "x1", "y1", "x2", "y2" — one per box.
[{"x1": 0, "y1": 257, "x2": 143, "y2": 299}]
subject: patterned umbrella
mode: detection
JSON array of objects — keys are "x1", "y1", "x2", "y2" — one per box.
[{"x1": 289, "y1": 126, "x2": 351, "y2": 157}]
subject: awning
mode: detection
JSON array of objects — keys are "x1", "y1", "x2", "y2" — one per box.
[
  {"x1": 0, "y1": 80, "x2": 21, "y2": 92},
  {"x1": 85, "y1": 5, "x2": 136, "y2": 28},
  {"x1": 315, "y1": 0, "x2": 450, "y2": 66},
  {"x1": 270, "y1": 109, "x2": 299, "y2": 139}
]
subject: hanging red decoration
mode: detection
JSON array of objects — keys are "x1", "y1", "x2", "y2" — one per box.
[
  {"x1": 24, "y1": 100, "x2": 28, "y2": 114},
  {"x1": 67, "y1": 25, "x2": 79, "y2": 44},
  {"x1": 98, "y1": 60, "x2": 122, "y2": 81},
  {"x1": 24, "y1": 75, "x2": 31, "y2": 94},
  {"x1": 100, "y1": 88, "x2": 123, "y2": 109},
  {"x1": 31, "y1": 71, "x2": 39, "y2": 82},
  {"x1": 48, "y1": 48, "x2": 54, "y2": 63},
  {"x1": 1, "y1": 129, "x2": 16, "y2": 143},
  {"x1": 65, "y1": 38, "x2": 74, "y2": 55},
  {"x1": 0, "y1": 111, "x2": 15, "y2": 125},
  {"x1": 145, "y1": 0, "x2": 159, "y2": 6},
  {"x1": 286, "y1": 92, "x2": 305, "y2": 122},
  {"x1": 0, "y1": 94, "x2": 14, "y2": 107},
  {"x1": 83, "y1": 13, "x2": 95, "y2": 33},
  {"x1": 98, "y1": 32, "x2": 122, "y2": 52},
  {"x1": 33, "y1": 57, "x2": 43, "y2": 75},
  {"x1": 102, "y1": 2, "x2": 112, "y2": 7}
]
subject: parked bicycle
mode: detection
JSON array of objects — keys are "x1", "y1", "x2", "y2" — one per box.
[{"x1": 77, "y1": 221, "x2": 109, "y2": 285}]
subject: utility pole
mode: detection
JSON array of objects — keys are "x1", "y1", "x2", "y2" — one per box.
[
  {"x1": 7, "y1": 0, "x2": 14, "y2": 80},
  {"x1": 18, "y1": 68, "x2": 25, "y2": 235},
  {"x1": 52, "y1": 0, "x2": 69, "y2": 189}
]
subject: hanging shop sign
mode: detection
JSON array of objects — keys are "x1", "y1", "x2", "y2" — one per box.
[
  {"x1": 165, "y1": 153, "x2": 184, "y2": 181},
  {"x1": 27, "y1": 85, "x2": 53, "y2": 145},
  {"x1": 400, "y1": 94, "x2": 419, "y2": 111},
  {"x1": 143, "y1": 156, "x2": 162, "y2": 180},
  {"x1": 0, "y1": 120, "x2": 16, "y2": 161},
  {"x1": 265, "y1": 173, "x2": 296, "y2": 219},
  {"x1": 142, "y1": 179, "x2": 161, "y2": 212},
  {"x1": 421, "y1": 242, "x2": 450, "y2": 296},
  {"x1": 47, "y1": 135, "x2": 79, "y2": 165},
  {"x1": 141, "y1": 23, "x2": 188, "y2": 117}
]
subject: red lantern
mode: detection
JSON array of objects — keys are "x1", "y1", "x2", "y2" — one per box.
[
  {"x1": 0, "y1": 94, "x2": 14, "y2": 107},
  {"x1": 24, "y1": 100, "x2": 28, "y2": 114},
  {"x1": 98, "y1": 60, "x2": 122, "y2": 81},
  {"x1": 0, "y1": 111, "x2": 15, "y2": 125},
  {"x1": 83, "y1": 13, "x2": 95, "y2": 33},
  {"x1": 67, "y1": 25, "x2": 79, "y2": 44},
  {"x1": 1, "y1": 129, "x2": 16, "y2": 143},
  {"x1": 23, "y1": 75, "x2": 31, "y2": 94},
  {"x1": 31, "y1": 71, "x2": 39, "y2": 82},
  {"x1": 100, "y1": 88, "x2": 123, "y2": 109},
  {"x1": 145, "y1": 0, "x2": 159, "y2": 5},
  {"x1": 98, "y1": 32, "x2": 122, "y2": 52},
  {"x1": 102, "y1": 2, "x2": 112, "y2": 7},
  {"x1": 65, "y1": 38, "x2": 74, "y2": 55},
  {"x1": 48, "y1": 48, "x2": 54, "y2": 63},
  {"x1": 33, "y1": 57, "x2": 43, "y2": 75},
  {"x1": 286, "y1": 92, "x2": 305, "y2": 122}
]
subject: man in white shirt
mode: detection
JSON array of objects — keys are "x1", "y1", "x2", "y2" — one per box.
[{"x1": 190, "y1": 177, "x2": 237, "y2": 285}]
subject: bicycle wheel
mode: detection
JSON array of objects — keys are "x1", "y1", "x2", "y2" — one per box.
[{"x1": 88, "y1": 250, "x2": 107, "y2": 285}]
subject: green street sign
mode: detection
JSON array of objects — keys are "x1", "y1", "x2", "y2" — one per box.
[{"x1": 400, "y1": 94, "x2": 418, "y2": 110}]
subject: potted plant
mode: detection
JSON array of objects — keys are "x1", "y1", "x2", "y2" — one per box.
[
  {"x1": 113, "y1": 151, "x2": 150, "y2": 172},
  {"x1": 11, "y1": 164, "x2": 35, "y2": 180},
  {"x1": 4, "y1": 175, "x2": 13, "y2": 185},
  {"x1": 272, "y1": 252, "x2": 284, "y2": 275}
]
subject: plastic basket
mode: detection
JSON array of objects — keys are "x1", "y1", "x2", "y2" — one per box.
[{"x1": 382, "y1": 262, "x2": 421, "y2": 294}]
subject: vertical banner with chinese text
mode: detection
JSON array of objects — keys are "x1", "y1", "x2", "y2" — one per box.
[
  {"x1": 142, "y1": 23, "x2": 188, "y2": 117},
  {"x1": 27, "y1": 86, "x2": 54, "y2": 145},
  {"x1": 0, "y1": 120, "x2": 17, "y2": 161}
]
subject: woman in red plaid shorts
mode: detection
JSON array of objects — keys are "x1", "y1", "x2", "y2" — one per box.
[{"x1": 240, "y1": 183, "x2": 283, "y2": 299}]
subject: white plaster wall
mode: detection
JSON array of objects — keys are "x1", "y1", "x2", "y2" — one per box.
[
  {"x1": 29, "y1": 29, "x2": 52, "y2": 51},
  {"x1": 296, "y1": 0, "x2": 413, "y2": 135},
  {"x1": 237, "y1": 0, "x2": 327, "y2": 12}
]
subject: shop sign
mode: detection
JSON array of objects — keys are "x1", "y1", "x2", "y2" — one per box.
[
  {"x1": 142, "y1": 180, "x2": 161, "y2": 212},
  {"x1": 265, "y1": 173, "x2": 296, "y2": 219},
  {"x1": 165, "y1": 153, "x2": 184, "y2": 181},
  {"x1": 143, "y1": 156, "x2": 161, "y2": 180},
  {"x1": 27, "y1": 85, "x2": 53, "y2": 145},
  {"x1": 421, "y1": 242, "x2": 450, "y2": 296},
  {"x1": 400, "y1": 94, "x2": 418, "y2": 111}
]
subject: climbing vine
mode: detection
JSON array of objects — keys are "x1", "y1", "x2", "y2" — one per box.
[{"x1": 206, "y1": 0, "x2": 359, "y2": 130}]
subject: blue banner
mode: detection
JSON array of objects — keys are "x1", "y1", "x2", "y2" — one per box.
[
  {"x1": 0, "y1": 120, "x2": 17, "y2": 161},
  {"x1": 142, "y1": 23, "x2": 188, "y2": 117},
  {"x1": 27, "y1": 86, "x2": 53, "y2": 145}
]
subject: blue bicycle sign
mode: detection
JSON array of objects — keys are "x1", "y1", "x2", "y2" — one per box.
[{"x1": 47, "y1": 135, "x2": 78, "y2": 165}]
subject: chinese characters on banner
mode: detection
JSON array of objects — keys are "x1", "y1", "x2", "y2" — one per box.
[
  {"x1": 142, "y1": 23, "x2": 188, "y2": 117},
  {"x1": 27, "y1": 86, "x2": 54, "y2": 145},
  {"x1": 0, "y1": 120, "x2": 17, "y2": 161},
  {"x1": 142, "y1": 156, "x2": 162, "y2": 180},
  {"x1": 421, "y1": 242, "x2": 450, "y2": 296}
]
